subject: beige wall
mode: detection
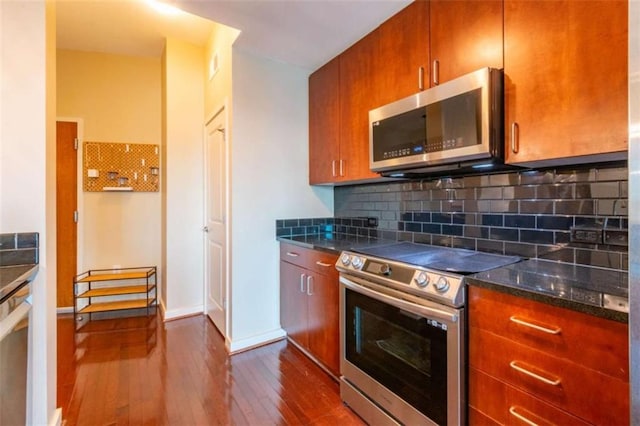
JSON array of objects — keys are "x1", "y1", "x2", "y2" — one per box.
[
  {"x1": 162, "y1": 38, "x2": 206, "y2": 318},
  {"x1": 204, "y1": 23, "x2": 239, "y2": 119},
  {"x1": 57, "y1": 50, "x2": 162, "y2": 279},
  {"x1": 45, "y1": 0, "x2": 58, "y2": 422}
]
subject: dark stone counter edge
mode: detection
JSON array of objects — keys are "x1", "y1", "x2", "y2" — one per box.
[
  {"x1": 0, "y1": 264, "x2": 39, "y2": 301},
  {"x1": 466, "y1": 276, "x2": 628, "y2": 324},
  {"x1": 278, "y1": 235, "x2": 377, "y2": 255},
  {"x1": 277, "y1": 237, "x2": 341, "y2": 255}
]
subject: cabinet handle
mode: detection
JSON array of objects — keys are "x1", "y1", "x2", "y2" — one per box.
[
  {"x1": 339, "y1": 159, "x2": 344, "y2": 177},
  {"x1": 286, "y1": 252, "x2": 300, "y2": 258},
  {"x1": 509, "y1": 361, "x2": 561, "y2": 386},
  {"x1": 418, "y1": 66, "x2": 424, "y2": 91},
  {"x1": 509, "y1": 316, "x2": 561, "y2": 335},
  {"x1": 508, "y1": 406, "x2": 540, "y2": 426},
  {"x1": 307, "y1": 275, "x2": 313, "y2": 296},
  {"x1": 511, "y1": 122, "x2": 519, "y2": 153},
  {"x1": 315, "y1": 261, "x2": 332, "y2": 267},
  {"x1": 331, "y1": 160, "x2": 337, "y2": 177},
  {"x1": 432, "y1": 60, "x2": 439, "y2": 86},
  {"x1": 300, "y1": 274, "x2": 306, "y2": 293}
]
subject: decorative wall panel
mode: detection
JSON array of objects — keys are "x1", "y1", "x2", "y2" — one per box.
[{"x1": 83, "y1": 142, "x2": 160, "y2": 192}]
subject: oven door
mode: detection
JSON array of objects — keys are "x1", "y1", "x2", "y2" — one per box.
[{"x1": 340, "y1": 274, "x2": 464, "y2": 426}]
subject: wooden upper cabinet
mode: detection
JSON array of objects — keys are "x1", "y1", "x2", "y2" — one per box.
[
  {"x1": 309, "y1": 57, "x2": 341, "y2": 185},
  {"x1": 376, "y1": 0, "x2": 430, "y2": 106},
  {"x1": 338, "y1": 30, "x2": 380, "y2": 183},
  {"x1": 504, "y1": 0, "x2": 628, "y2": 165},
  {"x1": 430, "y1": 0, "x2": 504, "y2": 86}
]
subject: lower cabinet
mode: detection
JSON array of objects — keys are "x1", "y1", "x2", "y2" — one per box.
[
  {"x1": 468, "y1": 286, "x2": 629, "y2": 425},
  {"x1": 280, "y1": 243, "x2": 340, "y2": 377}
]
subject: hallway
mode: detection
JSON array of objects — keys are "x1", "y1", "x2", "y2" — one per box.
[{"x1": 57, "y1": 312, "x2": 364, "y2": 425}]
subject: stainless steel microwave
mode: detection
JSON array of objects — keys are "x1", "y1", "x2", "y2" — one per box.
[{"x1": 369, "y1": 67, "x2": 503, "y2": 177}]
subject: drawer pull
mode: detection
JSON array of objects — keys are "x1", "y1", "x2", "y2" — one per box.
[
  {"x1": 286, "y1": 252, "x2": 300, "y2": 258},
  {"x1": 510, "y1": 316, "x2": 561, "y2": 335},
  {"x1": 300, "y1": 274, "x2": 306, "y2": 293},
  {"x1": 315, "y1": 261, "x2": 332, "y2": 267},
  {"x1": 509, "y1": 406, "x2": 539, "y2": 426},
  {"x1": 509, "y1": 361, "x2": 561, "y2": 386}
]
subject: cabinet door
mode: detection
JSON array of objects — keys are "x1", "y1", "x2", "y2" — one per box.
[
  {"x1": 504, "y1": 0, "x2": 628, "y2": 165},
  {"x1": 280, "y1": 261, "x2": 309, "y2": 349},
  {"x1": 307, "y1": 270, "x2": 340, "y2": 376},
  {"x1": 430, "y1": 0, "x2": 503, "y2": 85},
  {"x1": 376, "y1": 0, "x2": 429, "y2": 105},
  {"x1": 309, "y1": 57, "x2": 341, "y2": 185},
  {"x1": 339, "y1": 31, "x2": 381, "y2": 182}
]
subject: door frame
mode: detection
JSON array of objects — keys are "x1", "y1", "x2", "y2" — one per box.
[
  {"x1": 56, "y1": 117, "x2": 84, "y2": 314},
  {"x1": 203, "y1": 100, "x2": 231, "y2": 340}
]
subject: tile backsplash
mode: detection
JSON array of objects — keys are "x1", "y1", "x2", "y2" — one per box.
[
  {"x1": 334, "y1": 164, "x2": 628, "y2": 271},
  {"x1": 0, "y1": 232, "x2": 39, "y2": 266}
]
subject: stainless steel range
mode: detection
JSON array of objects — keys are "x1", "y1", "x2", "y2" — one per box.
[{"x1": 336, "y1": 242, "x2": 520, "y2": 426}]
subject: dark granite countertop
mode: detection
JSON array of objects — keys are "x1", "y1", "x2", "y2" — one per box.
[
  {"x1": 467, "y1": 259, "x2": 628, "y2": 323},
  {"x1": 278, "y1": 234, "x2": 396, "y2": 254},
  {"x1": 0, "y1": 264, "x2": 38, "y2": 302},
  {"x1": 279, "y1": 234, "x2": 628, "y2": 322}
]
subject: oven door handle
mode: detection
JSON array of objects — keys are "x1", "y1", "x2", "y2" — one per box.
[{"x1": 340, "y1": 276, "x2": 459, "y2": 323}]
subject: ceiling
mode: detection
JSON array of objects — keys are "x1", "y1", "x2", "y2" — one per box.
[{"x1": 56, "y1": 0, "x2": 412, "y2": 71}]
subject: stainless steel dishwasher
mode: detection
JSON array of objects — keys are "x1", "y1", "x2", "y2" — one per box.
[{"x1": 0, "y1": 274, "x2": 32, "y2": 425}]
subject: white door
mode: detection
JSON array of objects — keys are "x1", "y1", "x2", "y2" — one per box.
[{"x1": 204, "y1": 109, "x2": 228, "y2": 336}]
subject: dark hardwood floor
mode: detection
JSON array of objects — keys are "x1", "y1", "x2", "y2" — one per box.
[{"x1": 57, "y1": 311, "x2": 365, "y2": 425}]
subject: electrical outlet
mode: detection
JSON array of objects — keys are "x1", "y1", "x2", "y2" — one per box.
[
  {"x1": 570, "y1": 227, "x2": 603, "y2": 244},
  {"x1": 603, "y1": 229, "x2": 628, "y2": 247}
]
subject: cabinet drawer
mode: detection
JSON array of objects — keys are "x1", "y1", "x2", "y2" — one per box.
[
  {"x1": 306, "y1": 250, "x2": 338, "y2": 276},
  {"x1": 280, "y1": 242, "x2": 338, "y2": 275},
  {"x1": 469, "y1": 368, "x2": 589, "y2": 426},
  {"x1": 468, "y1": 286, "x2": 628, "y2": 381},
  {"x1": 470, "y1": 327, "x2": 629, "y2": 425},
  {"x1": 468, "y1": 406, "x2": 499, "y2": 426},
  {"x1": 280, "y1": 242, "x2": 310, "y2": 268}
]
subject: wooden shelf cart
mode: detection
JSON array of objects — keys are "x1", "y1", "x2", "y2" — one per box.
[{"x1": 74, "y1": 266, "x2": 157, "y2": 326}]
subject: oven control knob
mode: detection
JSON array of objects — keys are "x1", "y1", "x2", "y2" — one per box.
[
  {"x1": 340, "y1": 253, "x2": 351, "y2": 266},
  {"x1": 415, "y1": 272, "x2": 429, "y2": 288},
  {"x1": 351, "y1": 256, "x2": 364, "y2": 270},
  {"x1": 434, "y1": 276, "x2": 450, "y2": 293}
]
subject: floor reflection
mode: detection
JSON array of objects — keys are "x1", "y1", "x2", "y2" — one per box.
[{"x1": 57, "y1": 313, "x2": 363, "y2": 425}]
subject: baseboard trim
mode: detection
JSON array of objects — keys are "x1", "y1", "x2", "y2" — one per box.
[
  {"x1": 49, "y1": 408, "x2": 62, "y2": 426},
  {"x1": 159, "y1": 298, "x2": 167, "y2": 319},
  {"x1": 226, "y1": 328, "x2": 286, "y2": 354},
  {"x1": 163, "y1": 304, "x2": 203, "y2": 322}
]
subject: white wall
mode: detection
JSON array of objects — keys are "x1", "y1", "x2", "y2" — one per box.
[
  {"x1": 228, "y1": 49, "x2": 333, "y2": 351},
  {"x1": 0, "y1": 0, "x2": 58, "y2": 424},
  {"x1": 162, "y1": 38, "x2": 205, "y2": 318}
]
